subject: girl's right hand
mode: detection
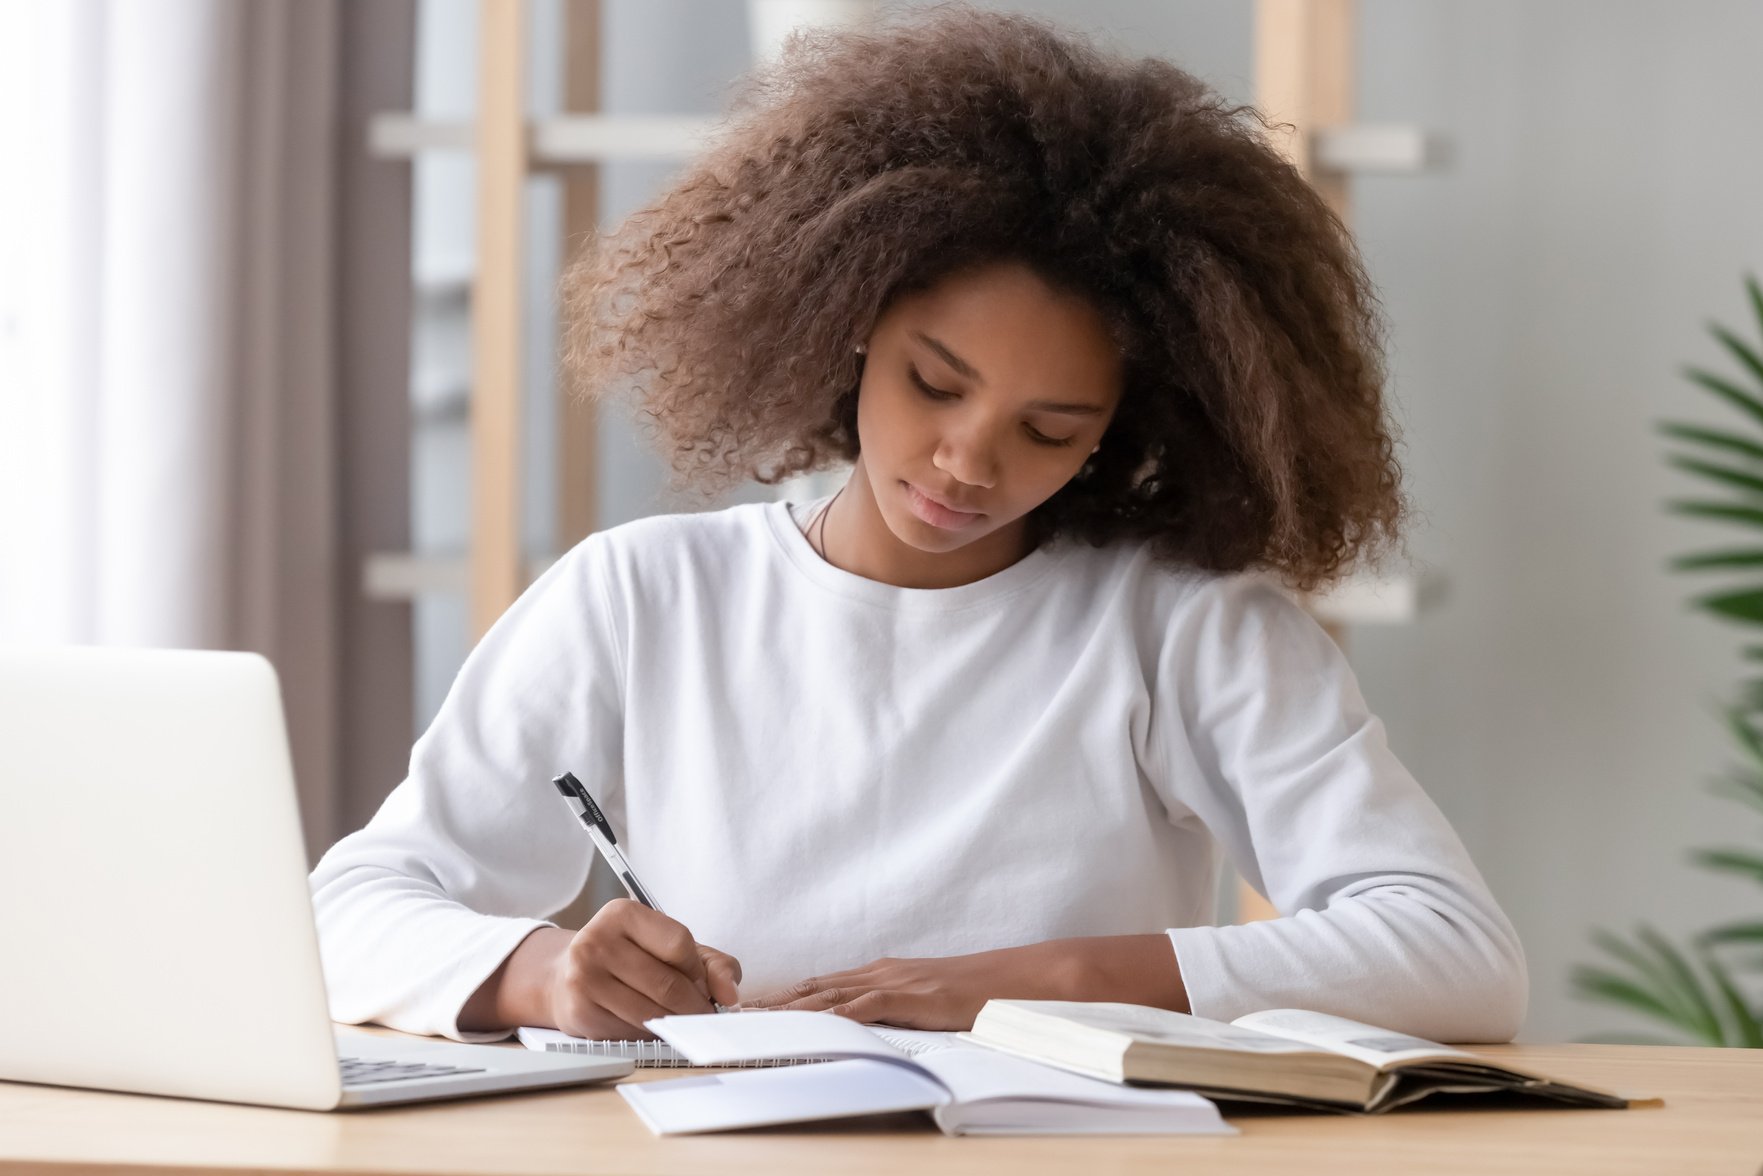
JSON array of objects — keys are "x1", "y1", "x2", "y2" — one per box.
[{"x1": 546, "y1": 898, "x2": 743, "y2": 1040}]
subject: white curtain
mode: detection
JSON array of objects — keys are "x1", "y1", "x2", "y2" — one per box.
[{"x1": 0, "y1": 0, "x2": 344, "y2": 859}]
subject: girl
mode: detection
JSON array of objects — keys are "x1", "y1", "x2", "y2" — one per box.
[{"x1": 309, "y1": 5, "x2": 1526, "y2": 1046}]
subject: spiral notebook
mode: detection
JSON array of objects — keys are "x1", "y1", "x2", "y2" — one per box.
[{"x1": 516, "y1": 1024, "x2": 957, "y2": 1068}]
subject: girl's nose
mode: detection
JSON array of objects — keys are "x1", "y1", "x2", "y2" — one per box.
[{"x1": 933, "y1": 433, "x2": 999, "y2": 489}]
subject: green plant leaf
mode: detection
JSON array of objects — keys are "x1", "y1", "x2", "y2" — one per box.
[
  {"x1": 1686, "y1": 365, "x2": 1763, "y2": 428},
  {"x1": 1744, "y1": 274, "x2": 1763, "y2": 354},
  {"x1": 1659, "y1": 422, "x2": 1763, "y2": 464},
  {"x1": 1724, "y1": 707, "x2": 1763, "y2": 764},
  {"x1": 1689, "y1": 848, "x2": 1763, "y2": 884},
  {"x1": 1586, "y1": 929, "x2": 1703, "y2": 1035},
  {"x1": 1667, "y1": 456, "x2": 1763, "y2": 497},
  {"x1": 1635, "y1": 926, "x2": 1726, "y2": 1044},
  {"x1": 1568, "y1": 965, "x2": 1687, "y2": 1034},
  {"x1": 1696, "y1": 945, "x2": 1763, "y2": 1047},
  {"x1": 1693, "y1": 587, "x2": 1763, "y2": 624},
  {"x1": 1672, "y1": 550, "x2": 1763, "y2": 571},
  {"x1": 1709, "y1": 326, "x2": 1763, "y2": 392},
  {"x1": 1697, "y1": 921, "x2": 1763, "y2": 946},
  {"x1": 1707, "y1": 769, "x2": 1763, "y2": 817},
  {"x1": 1668, "y1": 500, "x2": 1763, "y2": 528}
]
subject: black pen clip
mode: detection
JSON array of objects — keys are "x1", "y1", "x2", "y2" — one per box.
[{"x1": 552, "y1": 771, "x2": 614, "y2": 842}]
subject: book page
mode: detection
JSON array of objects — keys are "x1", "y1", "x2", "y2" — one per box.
[
  {"x1": 1014, "y1": 1001, "x2": 1331, "y2": 1054},
  {"x1": 918, "y1": 1046, "x2": 1230, "y2": 1113},
  {"x1": 647, "y1": 1009, "x2": 913, "y2": 1065},
  {"x1": 619, "y1": 1058, "x2": 948, "y2": 1135},
  {"x1": 1229, "y1": 1009, "x2": 1477, "y2": 1069}
]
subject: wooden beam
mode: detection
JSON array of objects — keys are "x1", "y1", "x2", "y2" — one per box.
[
  {"x1": 1254, "y1": 0, "x2": 1355, "y2": 220},
  {"x1": 556, "y1": 0, "x2": 602, "y2": 554},
  {"x1": 469, "y1": 0, "x2": 528, "y2": 639}
]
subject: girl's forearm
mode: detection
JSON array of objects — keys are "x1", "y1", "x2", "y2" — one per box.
[
  {"x1": 458, "y1": 926, "x2": 572, "y2": 1033},
  {"x1": 1050, "y1": 932, "x2": 1191, "y2": 1013}
]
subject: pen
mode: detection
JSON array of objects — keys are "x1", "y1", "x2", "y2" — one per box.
[{"x1": 550, "y1": 771, "x2": 733, "y2": 1012}]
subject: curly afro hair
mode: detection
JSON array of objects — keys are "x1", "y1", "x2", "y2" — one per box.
[{"x1": 561, "y1": 2, "x2": 1405, "y2": 591}]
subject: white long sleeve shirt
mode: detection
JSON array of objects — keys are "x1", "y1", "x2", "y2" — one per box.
[{"x1": 308, "y1": 497, "x2": 1527, "y2": 1044}]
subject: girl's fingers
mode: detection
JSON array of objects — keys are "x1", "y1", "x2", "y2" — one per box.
[
  {"x1": 619, "y1": 905, "x2": 713, "y2": 997},
  {"x1": 603, "y1": 936, "x2": 717, "y2": 1015},
  {"x1": 828, "y1": 989, "x2": 896, "y2": 1024},
  {"x1": 744, "y1": 987, "x2": 826, "y2": 1008},
  {"x1": 586, "y1": 969, "x2": 678, "y2": 1038},
  {"x1": 744, "y1": 966, "x2": 876, "y2": 1008},
  {"x1": 699, "y1": 944, "x2": 743, "y2": 984},
  {"x1": 775, "y1": 986, "x2": 861, "y2": 1012},
  {"x1": 699, "y1": 945, "x2": 743, "y2": 1006},
  {"x1": 705, "y1": 962, "x2": 740, "y2": 1007}
]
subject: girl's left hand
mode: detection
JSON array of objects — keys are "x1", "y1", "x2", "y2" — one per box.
[
  {"x1": 740, "y1": 940, "x2": 1084, "y2": 1031},
  {"x1": 742, "y1": 934, "x2": 1189, "y2": 1030}
]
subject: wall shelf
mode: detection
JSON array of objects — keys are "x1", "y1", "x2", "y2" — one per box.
[
  {"x1": 363, "y1": 552, "x2": 558, "y2": 600},
  {"x1": 1313, "y1": 124, "x2": 1433, "y2": 173},
  {"x1": 368, "y1": 113, "x2": 717, "y2": 165}
]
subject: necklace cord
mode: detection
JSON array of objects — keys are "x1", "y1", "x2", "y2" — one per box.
[{"x1": 810, "y1": 483, "x2": 845, "y2": 562}]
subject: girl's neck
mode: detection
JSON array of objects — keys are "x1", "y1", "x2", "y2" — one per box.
[{"x1": 812, "y1": 460, "x2": 1035, "y2": 590}]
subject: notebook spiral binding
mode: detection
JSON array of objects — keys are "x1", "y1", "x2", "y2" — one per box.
[{"x1": 540, "y1": 1040, "x2": 829, "y2": 1068}]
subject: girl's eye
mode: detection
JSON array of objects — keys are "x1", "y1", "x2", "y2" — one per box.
[
  {"x1": 909, "y1": 368, "x2": 958, "y2": 402},
  {"x1": 908, "y1": 368, "x2": 1077, "y2": 448}
]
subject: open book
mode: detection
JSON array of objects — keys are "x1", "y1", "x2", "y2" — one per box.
[
  {"x1": 962, "y1": 1001, "x2": 1660, "y2": 1114},
  {"x1": 618, "y1": 1010, "x2": 1236, "y2": 1136}
]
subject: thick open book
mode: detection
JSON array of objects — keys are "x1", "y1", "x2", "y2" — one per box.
[
  {"x1": 962, "y1": 1001, "x2": 1660, "y2": 1114},
  {"x1": 619, "y1": 1010, "x2": 1235, "y2": 1136}
]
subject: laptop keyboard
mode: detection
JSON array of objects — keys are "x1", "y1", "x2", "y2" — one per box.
[{"x1": 339, "y1": 1055, "x2": 489, "y2": 1086}]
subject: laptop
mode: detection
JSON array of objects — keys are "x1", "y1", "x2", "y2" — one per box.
[{"x1": 0, "y1": 645, "x2": 633, "y2": 1109}]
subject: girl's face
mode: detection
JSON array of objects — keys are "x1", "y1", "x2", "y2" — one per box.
[{"x1": 846, "y1": 260, "x2": 1123, "y2": 584}]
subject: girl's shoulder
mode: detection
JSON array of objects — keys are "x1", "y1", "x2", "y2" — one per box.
[
  {"x1": 1049, "y1": 535, "x2": 1329, "y2": 647},
  {"x1": 576, "y1": 499, "x2": 776, "y2": 565},
  {"x1": 1042, "y1": 530, "x2": 1227, "y2": 604}
]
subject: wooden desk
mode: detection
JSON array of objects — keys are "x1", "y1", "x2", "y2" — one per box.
[{"x1": 1, "y1": 1029, "x2": 1759, "y2": 1176}]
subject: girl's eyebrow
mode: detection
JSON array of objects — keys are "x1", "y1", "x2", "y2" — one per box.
[{"x1": 909, "y1": 330, "x2": 1107, "y2": 416}]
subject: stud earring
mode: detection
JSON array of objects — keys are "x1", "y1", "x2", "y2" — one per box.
[{"x1": 855, "y1": 344, "x2": 867, "y2": 355}]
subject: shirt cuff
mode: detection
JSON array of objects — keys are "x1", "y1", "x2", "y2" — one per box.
[
  {"x1": 1165, "y1": 924, "x2": 1241, "y2": 1023},
  {"x1": 435, "y1": 916, "x2": 560, "y2": 1043}
]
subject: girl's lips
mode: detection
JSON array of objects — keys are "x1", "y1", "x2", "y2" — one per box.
[{"x1": 903, "y1": 481, "x2": 983, "y2": 529}]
